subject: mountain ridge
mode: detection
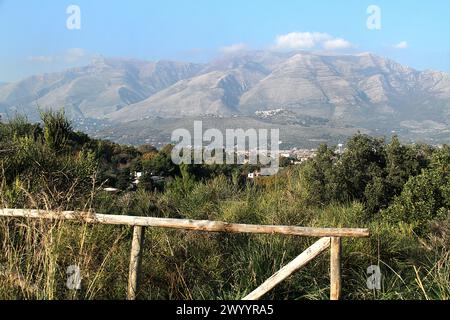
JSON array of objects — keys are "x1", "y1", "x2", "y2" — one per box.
[{"x1": 0, "y1": 51, "x2": 449, "y2": 145}]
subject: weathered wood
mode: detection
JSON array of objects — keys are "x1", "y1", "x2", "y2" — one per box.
[
  {"x1": 127, "y1": 226, "x2": 145, "y2": 300},
  {"x1": 0, "y1": 209, "x2": 370, "y2": 238},
  {"x1": 330, "y1": 237, "x2": 342, "y2": 300},
  {"x1": 242, "y1": 237, "x2": 331, "y2": 300}
]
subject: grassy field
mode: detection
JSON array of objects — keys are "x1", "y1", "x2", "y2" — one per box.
[{"x1": 0, "y1": 175, "x2": 448, "y2": 300}]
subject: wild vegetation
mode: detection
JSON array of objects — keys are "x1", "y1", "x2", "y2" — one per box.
[{"x1": 0, "y1": 112, "x2": 448, "y2": 300}]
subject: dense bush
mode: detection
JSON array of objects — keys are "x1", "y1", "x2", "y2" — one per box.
[
  {"x1": 383, "y1": 146, "x2": 450, "y2": 228},
  {"x1": 301, "y1": 134, "x2": 432, "y2": 216}
]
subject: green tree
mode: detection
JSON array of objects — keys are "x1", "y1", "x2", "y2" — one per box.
[
  {"x1": 383, "y1": 145, "x2": 450, "y2": 229},
  {"x1": 385, "y1": 136, "x2": 422, "y2": 196},
  {"x1": 116, "y1": 168, "x2": 132, "y2": 190},
  {"x1": 301, "y1": 144, "x2": 335, "y2": 205},
  {"x1": 41, "y1": 110, "x2": 72, "y2": 152},
  {"x1": 142, "y1": 145, "x2": 179, "y2": 177},
  {"x1": 330, "y1": 134, "x2": 387, "y2": 210}
]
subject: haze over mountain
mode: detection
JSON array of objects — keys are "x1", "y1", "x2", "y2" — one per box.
[
  {"x1": 0, "y1": 58, "x2": 203, "y2": 119},
  {"x1": 0, "y1": 51, "x2": 449, "y2": 145}
]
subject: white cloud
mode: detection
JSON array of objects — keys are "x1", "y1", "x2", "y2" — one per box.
[
  {"x1": 220, "y1": 43, "x2": 249, "y2": 54},
  {"x1": 273, "y1": 32, "x2": 354, "y2": 51},
  {"x1": 393, "y1": 41, "x2": 408, "y2": 49},
  {"x1": 64, "y1": 48, "x2": 86, "y2": 63},
  {"x1": 274, "y1": 32, "x2": 330, "y2": 50},
  {"x1": 323, "y1": 38, "x2": 353, "y2": 50},
  {"x1": 27, "y1": 55, "x2": 54, "y2": 63}
]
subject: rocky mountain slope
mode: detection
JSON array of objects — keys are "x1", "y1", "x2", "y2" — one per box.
[
  {"x1": 0, "y1": 51, "x2": 449, "y2": 139},
  {"x1": 0, "y1": 57, "x2": 203, "y2": 119}
]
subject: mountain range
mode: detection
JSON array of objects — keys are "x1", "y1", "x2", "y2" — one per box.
[{"x1": 0, "y1": 51, "x2": 449, "y2": 146}]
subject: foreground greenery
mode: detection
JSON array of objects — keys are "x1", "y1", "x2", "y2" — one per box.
[{"x1": 0, "y1": 112, "x2": 448, "y2": 300}]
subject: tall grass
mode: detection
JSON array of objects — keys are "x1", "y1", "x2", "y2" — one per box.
[{"x1": 0, "y1": 172, "x2": 448, "y2": 300}]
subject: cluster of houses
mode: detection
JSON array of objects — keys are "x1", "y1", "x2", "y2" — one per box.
[
  {"x1": 103, "y1": 171, "x2": 166, "y2": 193},
  {"x1": 104, "y1": 146, "x2": 338, "y2": 190},
  {"x1": 131, "y1": 172, "x2": 166, "y2": 187},
  {"x1": 247, "y1": 148, "x2": 318, "y2": 179},
  {"x1": 288, "y1": 148, "x2": 319, "y2": 163}
]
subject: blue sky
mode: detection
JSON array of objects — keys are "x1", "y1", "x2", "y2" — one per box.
[{"x1": 1, "y1": 0, "x2": 450, "y2": 82}]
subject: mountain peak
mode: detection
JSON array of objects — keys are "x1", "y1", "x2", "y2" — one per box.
[{"x1": 0, "y1": 51, "x2": 448, "y2": 141}]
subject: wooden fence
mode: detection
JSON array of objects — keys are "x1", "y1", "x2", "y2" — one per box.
[{"x1": 0, "y1": 209, "x2": 370, "y2": 300}]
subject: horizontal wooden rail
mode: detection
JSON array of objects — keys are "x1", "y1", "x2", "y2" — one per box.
[
  {"x1": 0, "y1": 209, "x2": 370, "y2": 238},
  {"x1": 0, "y1": 208, "x2": 370, "y2": 300}
]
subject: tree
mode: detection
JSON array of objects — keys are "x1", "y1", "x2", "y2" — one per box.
[
  {"x1": 116, "y1": 168, "x2": 132, "y2": 190},
  {"x1": 138, "y1": 144, "x2": 158, "y2": 154},
  {"x1": 385, "y1": 136, "x2": 421, "y2": 196},
  {"x1": 383, "y1": 145, "x2": 450, "y2": 229},
  {"x1": 0, "y1": 114, "x2": 42, "y2": 142},
  {"x1": 329, "y1": 134, "x2": 387, "y2": 210},
  {"x1": 139, "y1": 172, "x2": 154, "y2": 192},
  {"x1": 142, "y1": 145, "x2": 179, "y2": 177},
  {"x1": 41, "y1": 110, "x2": 72, "y2": 152},
  {"x1": 301, "y1": 144, "x2": 335, "y2": 205}
]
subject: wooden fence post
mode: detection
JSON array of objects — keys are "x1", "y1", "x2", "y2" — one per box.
[
  {"x1": 330, "y1": 237, "x2": 342, "y2": 300},
  {"x1": 127, "y1": 226, "x2": 145, "y2": 300}
]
